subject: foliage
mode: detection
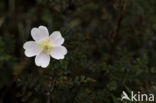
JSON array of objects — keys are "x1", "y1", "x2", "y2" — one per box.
[{"x1": 0, "y1": 0, "x2": 156, "y2": 103}]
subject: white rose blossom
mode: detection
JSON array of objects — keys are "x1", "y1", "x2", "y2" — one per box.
[{"x1": 23, "y1": 26, "x2": 67, "y2": 68}]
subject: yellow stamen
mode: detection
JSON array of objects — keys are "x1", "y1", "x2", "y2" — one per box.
[{"x1": 38, "y1": 38, "x2": 54, "y2": 54}]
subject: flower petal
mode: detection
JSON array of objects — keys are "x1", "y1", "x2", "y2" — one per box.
[
  {"x1": 35, "y1": 53, "x2": 50, "y2": 68},
  {"x1": 39, "y1": 26, "x2": 49, "y2": 36},
  {"x1": 50, "y1": 31, "x2": 64, "y2": 46},
  {"x1": 31, "y1": 26, "x2": 49, "y2": 41},
  {"x1": 50, "y1": 46, "x2": 67, "y2": 60},
  {"x1": 23, "y1": 41, "x2": 40, "y2": 57}
]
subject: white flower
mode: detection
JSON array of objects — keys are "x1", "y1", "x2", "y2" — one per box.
[{"x1": 23, "y1": 26, "x2": 67, "y2": 68}]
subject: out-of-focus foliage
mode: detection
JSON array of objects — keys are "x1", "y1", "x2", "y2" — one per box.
[{"x1": 0, "y1": 0, "x2": 156, "y2": 103}]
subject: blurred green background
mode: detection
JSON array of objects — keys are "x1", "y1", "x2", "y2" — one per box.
[{"x1": 0, "y1": 0, "x2": 156, "y2": 103}]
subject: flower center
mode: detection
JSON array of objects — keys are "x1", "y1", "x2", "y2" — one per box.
[{"x1": 38, "y1": 38, "x2": 54, "y2": 54}]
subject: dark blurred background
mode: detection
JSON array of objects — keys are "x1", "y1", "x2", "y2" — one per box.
[{"x1": 0, "y1": 0, "x2": 156, "y2": 103}]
